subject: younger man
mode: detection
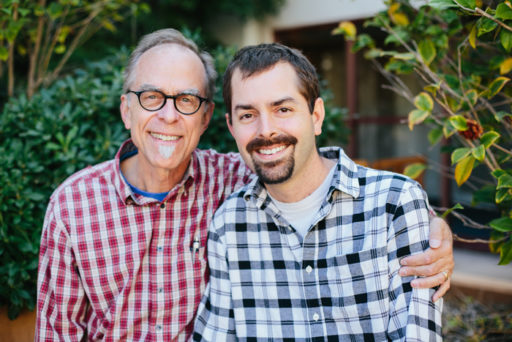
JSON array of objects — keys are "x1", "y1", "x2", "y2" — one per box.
[{"x1": 194, "y1": 43, "x2": 442, "y2": 340}]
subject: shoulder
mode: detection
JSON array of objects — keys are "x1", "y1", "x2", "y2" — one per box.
[
  {"x1": 194, "y1": 149, "x2": 245, "y2": 169},
  {"x1": 357, "y1": 165, "x2": 420, "y2": 194},
  {"x1": 49, "y1": 159, "x2": 116, "y2": 205}
]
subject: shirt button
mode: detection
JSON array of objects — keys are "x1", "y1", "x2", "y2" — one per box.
[
  {"x1": 157, "y1": 246, "x2": 163, "y2": 252},
  {"x1": 306, "y1": 265, "x2": 313, "y2": 274},
  {"x1": 158, "y1": 287, "x2": 163, "y2": 293},
  {"x1": 313, "y1": 313, "x2": 319, "y2": 321},
  {"x1": 160, "y1": 203, "x2": 165, "y2": 209},
  {"x1": 156, "y1": 325, "x2": 162, "y2": 331}
]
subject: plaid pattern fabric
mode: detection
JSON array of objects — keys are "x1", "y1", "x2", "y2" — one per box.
[
  {"x1": 36, "y1": 140, "x2": 252, "y2": 341},
  {"x1": 194, "y1": 147, "x2": 443, "y2": 341}
]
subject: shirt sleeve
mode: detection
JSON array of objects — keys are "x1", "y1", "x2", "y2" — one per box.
[
  {"x1": 386, "y1": 182, "x2": 443, "y2": 341},
  {"x1": 36, "y1": 199, "x2": 88, "y2": 341},
  {"x1": 193, "y1": 209, "x2": 236, "y2": 341}
]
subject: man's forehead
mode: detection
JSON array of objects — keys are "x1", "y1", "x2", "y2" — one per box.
[{"x1": 133, "y1": 43, "x2": 207, "y2": 91}]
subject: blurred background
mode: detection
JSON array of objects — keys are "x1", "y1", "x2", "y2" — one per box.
[{"x1": 1, "y1": 0, "x2": 511, "y2": 340}]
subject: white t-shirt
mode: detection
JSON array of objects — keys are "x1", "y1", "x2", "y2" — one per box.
[{"x1": 269, "y1": 164, "x2": 336, "y2": 238}]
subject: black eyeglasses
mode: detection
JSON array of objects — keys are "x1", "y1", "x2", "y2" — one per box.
[{"x1": 127, "y1": 89, "x2": 209, "y2": 115}]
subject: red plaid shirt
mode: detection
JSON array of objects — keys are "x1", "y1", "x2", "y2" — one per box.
[{"x1": 36, "y1": 140, "x2": 253, "y2": 341}]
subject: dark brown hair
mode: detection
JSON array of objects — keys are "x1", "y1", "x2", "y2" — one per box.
[{"x1": 223, "y1": 43, "x2": 319, "y2": 121}]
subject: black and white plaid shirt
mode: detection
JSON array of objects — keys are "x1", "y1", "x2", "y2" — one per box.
[{"x1": 194, "y1": 147, "x2": 442, "y2": 341}]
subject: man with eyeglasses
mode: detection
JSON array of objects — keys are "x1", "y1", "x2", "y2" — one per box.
[{"x1": 36, "y1": 29, "x2": 453, "y2": 341}]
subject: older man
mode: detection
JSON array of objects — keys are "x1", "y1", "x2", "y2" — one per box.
[
  {"x1": 194, "y1": 43, "x2": 443, "y2": 340},
  {"x1": 37, "y1": 29, "x2": 452, "y2": 341}
]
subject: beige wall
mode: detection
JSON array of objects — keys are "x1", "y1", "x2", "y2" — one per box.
[{"x1": 209, "y1": 0, "x2": 386, "y2": 47}]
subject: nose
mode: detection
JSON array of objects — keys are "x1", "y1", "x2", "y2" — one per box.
[
  {"x1": 157, "y1": 99, "x2": 180, "y2": 123},
  {"x1": 257, "y1": 112, "x2": 277, "y2": 138}
]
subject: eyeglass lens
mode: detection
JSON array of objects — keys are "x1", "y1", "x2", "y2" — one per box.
[{"x1": 139, "y1": 91, "x2": 202, "y2": 114}]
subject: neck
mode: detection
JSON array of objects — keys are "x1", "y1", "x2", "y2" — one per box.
[
  {"x1": 120, "y1": 154, "x2": 189, "y2": 193},
  {"x1": 265, "y1": 153, "x2": 335, "y2": 203}
]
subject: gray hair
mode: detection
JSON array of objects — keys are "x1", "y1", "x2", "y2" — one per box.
[{"x1": 123, "y1": 28, "x2": 217, "y2": 100}]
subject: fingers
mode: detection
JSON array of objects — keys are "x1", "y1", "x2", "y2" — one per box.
[
  {"x1": 400, "y1": 245, "x2": 454, "y2": 277},
  {"x1": 400, "y1": 217, "x2": 454, "y2": 271},
  {"x1": 432, "y1": 278, "x2": 451, "y2": 302},
  {"x1": 404, "y1": 267, "x2": 451, "y2": 302},
  {"x1": 428, "y1": 217, "x2": 451, "y2": 249},
  {"x1": 408, "y1": 269, "x2": 447, "y2": 288}
]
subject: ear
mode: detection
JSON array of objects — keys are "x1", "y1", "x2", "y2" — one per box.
[
  {"x1": 226, "y1": 112, "x2": 237, "y2": 138},
  {"x1": 200, "y1": 102, "x2": 215, "y2": 134},
  {"x1": 120, "y1": 94, "x2": 131, "y2": 129},
  {"x1": 312, "y1": 97, "x2": 325, "y2": 136}
]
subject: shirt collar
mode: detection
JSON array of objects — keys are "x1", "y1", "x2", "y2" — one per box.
[
  {"x1": 114, "y1": 139, "x2": 198, "y2": 205},
  {"x1": 243, "y1": 146, "x2": 360, "y2": 205}
]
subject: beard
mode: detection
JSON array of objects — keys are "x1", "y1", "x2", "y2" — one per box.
[
  {"x1": 246, "y1": 134, "x2": 298, "y2": 184},
  {"x1": 158, "y1": 144, "x2": 176, "y2": 159}
]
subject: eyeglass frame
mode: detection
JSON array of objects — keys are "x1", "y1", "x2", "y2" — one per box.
[{"x1": 126, "y1": 89, "x2": 210, "y2": 115}]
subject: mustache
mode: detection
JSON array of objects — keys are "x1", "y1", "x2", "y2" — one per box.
[{"x1": 246, "y1": 134, "x2": 298, "y2": 154}]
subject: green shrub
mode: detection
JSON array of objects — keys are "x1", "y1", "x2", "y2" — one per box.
[{"x1": 0, "y1": 48, "x2": 130, "y2": 319}]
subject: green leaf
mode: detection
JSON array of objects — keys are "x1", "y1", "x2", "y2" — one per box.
[
  {"x1": 497, "y1": 173, "x2": 512, "y2": 189},
  {"x1": 449, "y1": 115, "x2": 468, "y2": 130},
  {"x1": 408, "y1": 109, "x2": 430, "y2": 130},
  {"x1": 480, "y1": 131, "x2": 500, "y2": 148},
  {"x1": 0, "y1": 46, "x2": 8, "y2": 61},
  {"x1": 496, "y1": 188, "x2": 512, "y2": 203},
  {"x1": 384, "y1": 58, "x2": 415, "y2": 74},
  {"x1": 472, "y1": 185, "x2": 496, "y2": 205},
  {"x1": 451, "y1": 147, "x2": 471, "y2": 164},
  {"x1": 352, "y1": 34, "x2": 374, "y2": 52},
  {"x1": 485, "y1": 76, "x2": 510, "y2": 99},
  {"x1": 494, "y1": 111, "x2": 512, "y2": 122},
  {"x1": 414, "y1": 92, "x2": 434, "y2": 111},
  {"x1": 498, "y1": 240, "x2": 512, "y2": 265},
  {"x1": 455, "y1": 155, "x2": 475, "y2": 186},
  {"x1": 428, "y1": 127, "x2": 443, "y2": 145},
  {"x1": 418, "y1": 39, "x2": 436, "y2": 66},
  {"x1": 424, "y1": 82, "x2": 442, "y2": 96},
  {"x1": 477, "y1": 17, "x2": 498, "y2": 37},
  {"x1": 55, "y1": 44, "x2": 66, "y2": 54},
  {"x1": 501, "y1": 28, "x2": 512, "y2": 52},
  {"x1": 490, "y1": 217, "x2": 512, "y2": 233},
  {"x1": 384, "y1": 30, "x2": 409, "y2": 45},
  {"x1": 471, "y1": 144, "x2": 485, "y2": 161},
  {"x1": 457, "y1": 0, "x2": 476, "y2": 8},
  {"x1": 492, "y1": 169, "x2": 507, "y2": 179},
  {"x1": 404, "y1": 163, "x2": 427, "y2": 179},
  {"x1": 465, "y1": 89, "x2": 478, "y2": 106},
  {"x1": 428, "y1": 0, "x2": 457, "y2": 9},
  {"x1": 496, "y1": 3, "x2": 512, "y2": 20},
  {"x1": 440, "y1": 203, "x2": 464, "y2": 220}
]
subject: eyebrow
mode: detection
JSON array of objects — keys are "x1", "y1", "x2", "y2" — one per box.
[
  {"x1": 137, "y1": 84, "x2": 202, "y2": 96},
  {"x1": 233, "y1": 104, "x2": 256, "y2": 112},
  {"x1": 271, "y1": 96, "x2": 297, "y2": 107},
  {"x1": 233, "y1": 96, "x2": 298, "y2": 112}
]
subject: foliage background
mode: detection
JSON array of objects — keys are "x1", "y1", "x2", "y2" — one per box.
[
  {"x1": 335, "y1": 0, "x2": 512, "y2": 265},
  {"x1": 0, "y1": 0, "x2": 348, "y2": 318}
]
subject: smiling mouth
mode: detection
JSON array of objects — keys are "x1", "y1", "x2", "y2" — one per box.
[
  {"x1": 258, "y1": 145, "x2": 286, "y2": 155},
  {"x1": 151, "y1": 132, "x2": 179, "y2": 141}
]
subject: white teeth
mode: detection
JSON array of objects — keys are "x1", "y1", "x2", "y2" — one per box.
[
  {"x1": 258, "y1": 145, "x2": 286, "y2": 155},
  {"x1": 151, "y1": 133, "x2": 179, "y2": 141}
]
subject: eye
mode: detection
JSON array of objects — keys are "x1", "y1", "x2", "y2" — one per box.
[
  {"x1": 278, "y1": 107, "x2": 292, "y2": 114},
  {"x1": 239, "y1": 113, "x2": 253, "y2": 121}
]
